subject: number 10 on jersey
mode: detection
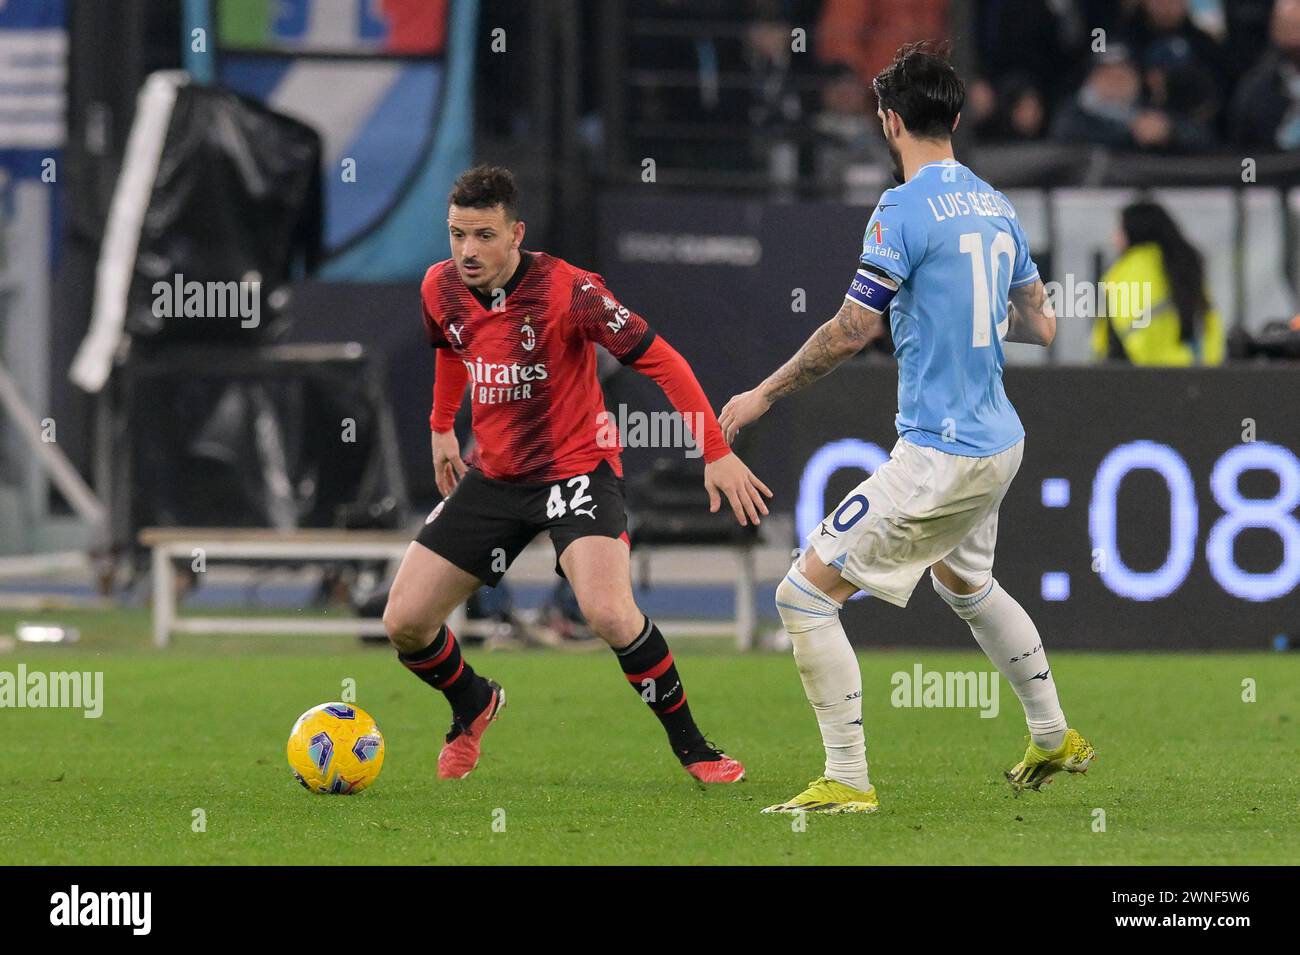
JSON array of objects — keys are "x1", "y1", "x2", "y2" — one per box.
[{"x1": 960, "y1": 230, "x2": 1017, "y2": 348}]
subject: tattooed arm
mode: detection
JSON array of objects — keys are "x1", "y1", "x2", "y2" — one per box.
[
  {"x1": 718, "y1": 298, "x2": 885, "y2": 443},
  {"x1": 762, "y1": 298, "x2": 885, "y2": 400},
  {"x1": 1004, "y1": 278, "x2": 1056, "y2": 346}
]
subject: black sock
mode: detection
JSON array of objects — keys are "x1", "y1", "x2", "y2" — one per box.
[
  {"x1": 398, "y1": 625, "x2": 491, "y2": 722},
  {"x1": 614, "y1": 617, "x2": 716, "y2": 764}
]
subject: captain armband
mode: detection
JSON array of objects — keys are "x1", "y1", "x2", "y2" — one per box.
[{"x1": 844, "y1": 266, "x2": 899, "y2": 313}]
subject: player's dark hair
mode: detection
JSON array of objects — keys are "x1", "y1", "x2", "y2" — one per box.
[
  {"x1": 872, "y1": 41, "x2": 964, "y2": 140},
  {"x1": 448, "y1": 165, "x2": 520, "y2": 219},
  {"x1": 1120, "y1": 201, "x2": 1208, "y2": 344}
]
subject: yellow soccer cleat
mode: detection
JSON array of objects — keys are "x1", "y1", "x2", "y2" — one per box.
[
  {"x1": 1005, "y1": 728, "x2": 1097, "y2": 794},
  {"x1": 761, "y1": 776, "x2": 880, "y2": 814}
]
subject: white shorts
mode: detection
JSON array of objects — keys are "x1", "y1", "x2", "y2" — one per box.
[{"x1": 807, "y1": 437, "x2": 1024, "y2": 607}]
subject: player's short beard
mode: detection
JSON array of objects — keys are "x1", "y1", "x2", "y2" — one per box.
[{"x1": 885, "y1": 135, "x2": 905, "y2": 185}]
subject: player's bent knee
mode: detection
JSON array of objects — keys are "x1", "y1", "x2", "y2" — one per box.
[
  {"x1": 577, "y1": 597, "x2": 639, "y2": 642},
  {"x1": 381, "y1": 591, "x2": 445, "y2": 653},
  {"x1": 380, "y1": 601, "x2": 416, "y2": 651},
  {"x1": 776, "y1": 566, "x2": 842, "y2": 635},
  {"x1": 930, "y1": 569, "x2": 994, "y2": 620}
]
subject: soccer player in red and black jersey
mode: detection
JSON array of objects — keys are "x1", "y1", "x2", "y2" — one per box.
[{"x1": 383, "y1": 166, "x2": 771, "y2": 783}]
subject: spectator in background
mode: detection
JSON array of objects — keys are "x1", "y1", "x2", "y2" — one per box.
[
  {"x1": 811, "y1": 62, "x2": 889, "y2": 181},
  {"x1": 816, "y1": 0, "x2": 948, "y2": 90},
  {"x1": 1124, "y1": 0, "x2": 1226, "y2": 75},
  {"x1": 745, "y1": 12, "x2": 810, "y2": 134},
  {"x1": 1091, "y1": 201, "x2": 1224, "y2": 366},
  {"x1": 973, "y1": 71, "x2": 1049, "y2": 141},
  {"x1": 1121, "y1": 0, "x2": 1224, "y2": 133},
  {"x1": 1052, "y1": 43, "x2": 1214, "y2": 151},
  {"x1": 1050, "y1": 44, "x2": 1145, "y2": 147},
  {"x1": 743, "y1": 2, "x2": 828, "y2": 186},
  {"x1": 1218, "y1": 0, "x2": 1276, "y2": 92},
  {"x1": 976, "y1": 0, "x2": 1102, "y2": 119},
  {"x1": 1231, "y1": 0, "x2": 1300, "y2": 149}
]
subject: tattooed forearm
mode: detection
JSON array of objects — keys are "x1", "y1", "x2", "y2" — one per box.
[
  {"x1": 761, "y1": 324, "x2": 841, "y2": 401},
  {"x1": 760, "y1": 300, "x2": 882, "y2": 402}
]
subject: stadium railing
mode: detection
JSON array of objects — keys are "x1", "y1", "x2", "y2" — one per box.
[{"x1": 137, "y1": 527, "x2": 455, "y2": 648}]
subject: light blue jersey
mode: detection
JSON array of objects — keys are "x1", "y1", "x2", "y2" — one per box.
[{"x1": 845, "y1": 160, "x2": 1037, "y2": 457}]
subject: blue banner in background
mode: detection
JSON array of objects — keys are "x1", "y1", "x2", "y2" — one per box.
[
  {"x1": 186, "y1": 0, "x2": 477, "y2": 280},
  {"x1": 0, "y1": 0, "x2": 65, "y2": 219}
]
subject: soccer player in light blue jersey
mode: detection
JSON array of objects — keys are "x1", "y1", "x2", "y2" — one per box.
[{"x1": 721, "y1": 42, "x2": 1095, "y2": 813}]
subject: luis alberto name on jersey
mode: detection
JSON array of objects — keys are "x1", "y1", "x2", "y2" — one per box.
[{"x1": 845, "y1": 160, "x2": 1038, "y2": 457}]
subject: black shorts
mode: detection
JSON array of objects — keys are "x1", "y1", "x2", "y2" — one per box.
[{"x1": 415, "y1": 459, "x2": 628, "y2": 586}]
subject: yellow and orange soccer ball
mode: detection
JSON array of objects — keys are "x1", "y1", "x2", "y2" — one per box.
[{"x1": 286, "y1": 703, "x2": 385, "y2": 794}]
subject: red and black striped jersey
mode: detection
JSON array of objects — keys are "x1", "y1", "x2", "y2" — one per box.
[{"x1": 421, "y1": 251, "x2": 655, "y2": 483}]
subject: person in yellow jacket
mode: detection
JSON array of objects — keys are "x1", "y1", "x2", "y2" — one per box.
[{"x1": 1091, "y1": 201, "x2": 1225, "y2": 365}]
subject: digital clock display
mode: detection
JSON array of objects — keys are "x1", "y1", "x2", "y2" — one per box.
[
  {"x1": 798, "y1": 437, "x2": 1300, "y2": 605},
  {"x1": 752, "y1": 366, "x2": 1300, "y2": 650}
]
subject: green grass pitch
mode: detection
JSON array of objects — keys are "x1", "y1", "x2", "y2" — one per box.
[{"x1": 1, "y1": 608, "x2": 1297, "y2": 865}]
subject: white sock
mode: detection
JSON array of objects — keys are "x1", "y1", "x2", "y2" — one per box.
[
  {"x1": 776, "y1": 565, "x2": 871, "y2": 791},
  {"x1": 932, "y1": 573, "x2": 1067, "y2": 750}
]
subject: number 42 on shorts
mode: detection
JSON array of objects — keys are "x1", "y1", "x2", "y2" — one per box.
[{"x1": 547, "y1": 475, "x2": 597, "y2": 520}]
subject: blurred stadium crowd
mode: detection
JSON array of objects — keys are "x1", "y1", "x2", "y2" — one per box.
[{"x1": 540, "y1": 0, "x2": 1296, "y2": 183}]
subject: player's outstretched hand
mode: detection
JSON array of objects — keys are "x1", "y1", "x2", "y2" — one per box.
[
  {"x1": 718, "y1": 388, "x2": 772, "y2": 445},
  {"x1": 704, "y1": 452, "x2": 773, "y2": 527},
  {"x1": 432, "y1": 429, "x2": 467, "y2": 497}
]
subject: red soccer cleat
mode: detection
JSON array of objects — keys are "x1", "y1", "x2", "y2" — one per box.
[
  {"x1": 682, "y1": 745, "x2": 747, "y2": 784},
  {"x1": 437, "y1": 680, "x2": 505, "y2": 780}
]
